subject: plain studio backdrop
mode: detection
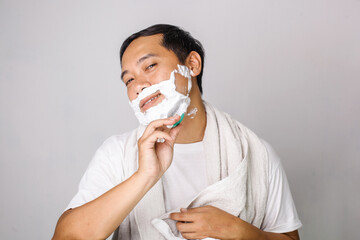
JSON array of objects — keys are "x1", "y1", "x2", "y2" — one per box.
[{"x1": 1, "y1": 0, "x2": 359, "y2": 239}]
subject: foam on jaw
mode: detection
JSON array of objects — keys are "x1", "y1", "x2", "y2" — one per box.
[
  {"x1": 187, "y1": 107, "x2": 198, "y2": 119},
  {"x1": 129, "y1": 65, "x2": 193, "y2": 126}
]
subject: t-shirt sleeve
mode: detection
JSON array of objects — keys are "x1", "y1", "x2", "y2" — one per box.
[
  {"x1": 260, "y1": 140, "x2": 302, "y2": 233},
  {"x1": 65, "y1": 135, "x2": 126, "y2": 212}
]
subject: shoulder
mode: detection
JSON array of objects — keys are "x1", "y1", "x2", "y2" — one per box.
[
  {"x1": 65, "y1": 129, "x2": 140, "y2": 211},
  {"x1": 86, "y1": 129, "x2": 137, "y2": 172},
  {"x1": 259, "y1": 139, "x2": 282, "y2": 177},
  {"x1": 95, "y1": 130, "x2": 136, "y2": 156}
]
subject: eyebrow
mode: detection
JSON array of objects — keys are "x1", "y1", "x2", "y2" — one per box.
[{"x1": 121, "y1": 53, "x2": 158, "y2": 81}]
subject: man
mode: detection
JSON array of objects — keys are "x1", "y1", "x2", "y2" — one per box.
[{"x1": 53, "y1": 24, "x2": 302, "y2": 240}]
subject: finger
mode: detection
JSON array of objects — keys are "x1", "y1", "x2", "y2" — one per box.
[
  {"x1": 176, "y1": 221, "x2": 197, "y2": 233},
  {"x1": 169, "y1": 124, "x2": 182, "y2": 140},
  {"x1": 180, "y1": 208, "x2": 187, "y2": 213},
  {"x1": 170, "y1": 211, "x2": 197, "y2": 222},
  {"x1": 180, "y1": 207, "x2": 203, "y2": 213},
  {"x1": 142, "y1": 115, "x2": 181, "y2": 138},
  {"x1": 142, "y1": 131, "x2": 173, "y2": 147}
]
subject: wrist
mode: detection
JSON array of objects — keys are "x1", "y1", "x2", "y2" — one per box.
[
  {"x1": 233, "y1": 217, "x2": 266, "y2": 240},
  {"x1": 232, "y1": 217, "x2": 244, "y2": 240},
  {"x1": 134, "y1": 170, "x2": 159, "y2": 188}
]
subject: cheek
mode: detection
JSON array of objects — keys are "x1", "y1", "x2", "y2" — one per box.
[
  {"x1": 151, "y1": 72, "x2": 168, "y2": 84},
  {"x1": 174, "y1": 73, "x2": 189, "y2": 95},
  {"x1": 152, "y1": 67, "x2": 176, "y2": 84},
  {"x1": 127, "y1": 88, "x2": 137, "y2": 101}
]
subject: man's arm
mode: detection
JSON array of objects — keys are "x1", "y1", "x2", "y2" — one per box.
[
  {"x1": 53, "y1": 116, "x2": 182, "y2": 240},
  {"x1": 232, "y1": 214, "x2": 300, "y2": 240},
  {"x1": 53, "y1": 171, "x2": 157, "y2": 240}
]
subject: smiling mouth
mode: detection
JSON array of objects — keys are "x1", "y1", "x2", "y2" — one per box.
[{"x1": 140, "y1": 91, "x2": 162, "y2": 112}]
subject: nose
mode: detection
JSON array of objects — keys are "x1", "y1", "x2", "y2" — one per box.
[{"x1": 135, "y1": 78, "x2": 151, "y2": 95}]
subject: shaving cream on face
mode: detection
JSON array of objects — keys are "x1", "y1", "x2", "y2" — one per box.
[{"x1": 129, "y1": 65, "x2": 193, "y2": 126}]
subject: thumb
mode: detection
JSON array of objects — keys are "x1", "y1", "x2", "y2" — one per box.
[{"x1": 169, "y1": 124, "x2": 182, "y2": 141}]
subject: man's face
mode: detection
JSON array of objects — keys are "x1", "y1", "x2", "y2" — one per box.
[{"x1": 121, "y1": 34, "x2": 189, "y2": 113}]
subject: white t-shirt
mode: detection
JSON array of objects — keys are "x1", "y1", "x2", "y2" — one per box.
[{"x1": 66, "y1": 132, "x2": 302, "y2": 234}]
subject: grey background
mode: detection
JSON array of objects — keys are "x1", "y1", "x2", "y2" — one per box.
[{"x1": 1, "y1": 0, "x2": 359, "y2": 239}]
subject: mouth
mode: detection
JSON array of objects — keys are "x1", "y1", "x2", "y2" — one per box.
[{"x1": 139, "y1": 90, "x2": 163, "y2": 112}]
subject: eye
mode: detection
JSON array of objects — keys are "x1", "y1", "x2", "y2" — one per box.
[
  {"x1": 146, "y1": 63, "x2": 157, "y2": 70},
  {"x1": 125, "y1": 78, "x2": 134, "y2": 86}
]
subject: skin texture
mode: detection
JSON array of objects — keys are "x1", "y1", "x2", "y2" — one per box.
[{"x1": 52, "y1": 34, "x2": 300, "y2": 240}]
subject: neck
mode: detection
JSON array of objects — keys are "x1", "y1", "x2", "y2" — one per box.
[{"x1": 175, "y1": 86, "x2": 206, "y2": 144}]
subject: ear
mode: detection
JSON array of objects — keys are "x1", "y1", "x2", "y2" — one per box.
[{"x1": 185, "y1": 51, "x2": 202, "y2": 77}]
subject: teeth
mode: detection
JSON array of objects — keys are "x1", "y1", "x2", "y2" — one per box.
[{"x1": 143, "y1": 94, "x2": 159, "y2": 107}]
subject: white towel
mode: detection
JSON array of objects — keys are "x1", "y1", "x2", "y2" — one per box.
[
  {"x1": 151, "y1": 158, "x2": 249, "y2": 240},
  {"x1": 112, "y1": 101, "x2": 269, "y2": 240}
]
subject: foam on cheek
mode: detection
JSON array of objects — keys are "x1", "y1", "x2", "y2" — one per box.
[{"x1": 129, "y1": 65, "x2": 193, "y2": 126}]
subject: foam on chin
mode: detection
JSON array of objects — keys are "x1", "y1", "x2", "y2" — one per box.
[{"x1": 129, "y1": 65, "x2": 193, "y2": 126}]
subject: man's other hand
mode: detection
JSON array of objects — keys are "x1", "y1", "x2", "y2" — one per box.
[
  {"x1": 170, "y1": 205, "x2": 242, "y2": 240},
  {"x1": 170, "y1": 205, "x2": 300, "y2": 240}
]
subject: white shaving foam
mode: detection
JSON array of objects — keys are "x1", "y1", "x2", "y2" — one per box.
[
  {"x1": 187, "y1": 107, "x2": 198, "y2": 119},
  {"x1": 129, "y1": 65, "x2": 193, "y2": 126}
]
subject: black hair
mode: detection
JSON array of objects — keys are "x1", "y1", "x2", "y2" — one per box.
[{"x1": 119, "y1": 24, "x2": 205, "y2": 94}]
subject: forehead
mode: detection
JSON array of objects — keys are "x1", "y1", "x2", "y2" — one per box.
[{"x1": 122, "y1": 34, "x2": 168, "y2": 66}]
